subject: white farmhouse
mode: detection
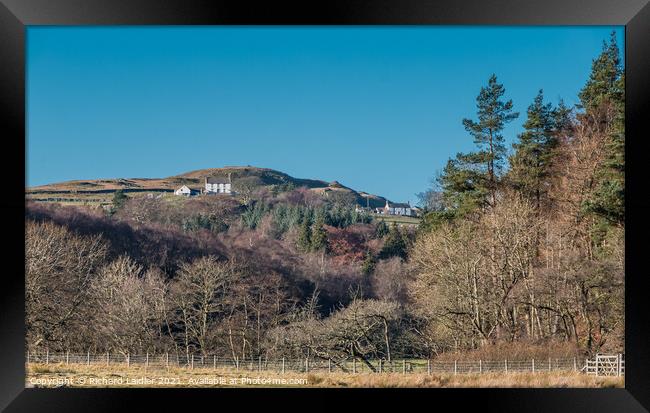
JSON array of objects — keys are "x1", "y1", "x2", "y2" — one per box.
[
  {"x1": 174, "y1": 185, "x2": 199, "y2": 196},
  {"x1": 375, "y1": 200, "x2": 415, "y2": 216},
  {"x1": 205, "y1": 175, "x2": 232, "y2": 194}
]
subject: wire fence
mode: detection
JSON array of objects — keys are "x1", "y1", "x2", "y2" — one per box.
[{"x1": 26, "y1": 351, "x2": 623, "y2": 376}]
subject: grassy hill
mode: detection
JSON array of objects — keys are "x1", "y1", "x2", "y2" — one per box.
[
  {"x1": 177, "y1": 166, "x2": 328, "y2": 188},
  {"x1": 26, "y1": 166, "x2": 394, "y2": 209}
]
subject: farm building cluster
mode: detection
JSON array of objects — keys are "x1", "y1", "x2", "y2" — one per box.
[
  {"x1": 174, "y1": 176, "x2": 420, "y2": 217},
  {"x1": 356, "y1": 200, "x2": 421, "y2": 217},
  {"x1": 375, "y1": 200, "x2": 419, "y2": 217},
  {"x1": 174, "y1": 175, "x2": 233, "y2": 197}
]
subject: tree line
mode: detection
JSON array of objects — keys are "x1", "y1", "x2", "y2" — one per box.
[{"x1": 411, "y1": 33, "x2": 624, "y2": 355}]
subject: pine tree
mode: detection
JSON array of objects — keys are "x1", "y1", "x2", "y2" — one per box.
[
  {"x1": 460, "y1": 74, "x2": 519, "y2": 206},
  {"x1": 297, "y1": 217, "x2": 312, "y2": 252},
  {"x1": 374, "y1": 220, "x2": 389, "y2": 238},
  {"x1": 111, "y1": 189, "x2": 128, "y2": 212},
  {"x1": 437, "y1": 75, "x2": 518, "y2": 214},
  {"x1": 310, "y1": 217, "x2": 329, "y2": 253},
  {"x1": 579, "y1": 32, "x2": 625, "y2": 226},
  {"x1": 361, "y1": 250, "x2": 377, "y2": 276},
  {"x1": 578, "y1": 32, "x2": 623, "y2": 112},
  {"x1": 554, "y1": 99, "x2": 573, "y2": 133},
  {"x1": 438, "y1": 152, "x2": 490, "y2": 214},
  {"x1": 379, "y1": 223, "x2": 408, "y2": 260},
  {"x1": 508, "y1": 90, "x2": 559, "y2": 209}
]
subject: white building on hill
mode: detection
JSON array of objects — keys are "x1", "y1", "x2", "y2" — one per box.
[
  {"x1": 205, "y1": 175, "x2": 232, "y2": 194},
  {"x1": 375, "y1": 200, "x2": 415, "y2": 216},
  {"x1": 174, "y1": 185, "x2": 200, "y2": 196}
]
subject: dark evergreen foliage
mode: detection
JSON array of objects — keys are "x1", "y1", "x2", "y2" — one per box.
[
  {"x1": 437, "y1": 74, "x2": 519, "y2": 213},
  {"x1": 508, "y1": 90, "x2": 560, "y2": 208},
  {"x1": 379, "y1": 223, "x2": 408, "y2": 260}
]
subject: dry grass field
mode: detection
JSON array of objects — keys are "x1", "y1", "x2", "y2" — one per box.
[{"x1": 26, "y1": 363, "x2": 624, "y2": 388}]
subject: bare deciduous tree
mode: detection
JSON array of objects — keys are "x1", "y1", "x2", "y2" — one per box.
[
  {"x1": 169, "y1": 256, "x2": 237, "y2": 357},
  {"x1": 26, "y1": 220, "x2": 108, "y2": 350},
  {"x1": 90, "y1": 256, "x2": 166, "y2": 354}
]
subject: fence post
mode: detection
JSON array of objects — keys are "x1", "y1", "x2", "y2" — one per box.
[
  {"x1": 282, "y1": 357, "x2": 286, "y2": 374},
  {"x1": 454, "y1": 360, "x2": 457, "y2": 375},
  {"x1": 259, "y1": 356, "x2": 262, "y2": 372},
  {"x1": 479, "y1": 359, "x2": 482, "y2": 374},
  {"x1": 327, "y1": 358, "x2": 331, "y2": 373},
  {"x1": 236, "y1": 357, "x2": 239, "y2": 372},
  {"x1": 505, "y1": 359, "x2": 508, "y2": 374},
  {"x1": 146, "y1": 352, "x2": 149, "y2": 370},
  {"x1": 305, "y1": 357, "x2": 309, "y2": 373},
  {"x1": 402, "y1": 359, "x2": 406, "y2": 375},
  {"x1": 353, "y1": 358, "x2": 357, "y2": 374},
  {"x1": 618, "y1": 354, "x2": 622, "y2": 377},
  {"x1": 213, "y1": 355, "x2": 216, "y2": 370},
  {"x1": 379, "y1": 359, "x2": 382, "y2": 374},
  {"x1": 166, "y1": 353, "x2": 169, "y2": 369},
  {"x1": 573, "y1": 357, "x2": 577, "y2": 372},
  {"x1": 87, "y1": 350, "x2": 90, "y2": 366},
  {"x1": 532, "y1": 359, "x2": 535, "y2": 373},
  {"x1": 46, "y1": 348, "x2": 49, "y2": 365},
  {"x1": 595, "y1": 354, "x2": 599, "y2": 376},
  {"x1": 191, "y1": 354, "x2": 194, "y2": 370},
  {"x1": 127, "y1": 353, "x2": 130, "y2": 368},
  {"x1": 66, "y1": 350, "x2": 69, "y2": 365}
]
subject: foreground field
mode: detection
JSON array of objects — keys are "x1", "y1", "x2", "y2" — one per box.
[{"x1": 26, "y1": 363, "x2": 623, "y2": 388}]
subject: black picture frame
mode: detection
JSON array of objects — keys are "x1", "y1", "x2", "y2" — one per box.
[{"x1": 1, "y1": 0, "x2": 649, "y2": 411}]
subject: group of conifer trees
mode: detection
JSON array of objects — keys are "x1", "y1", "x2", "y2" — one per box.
[{"x1": 411, "y1": 33, "x2": 624, "y2": 355}]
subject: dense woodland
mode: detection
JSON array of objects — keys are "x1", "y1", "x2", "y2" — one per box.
[{"x1": 26, "y1": 34, "x2": 624, "y2": 364}]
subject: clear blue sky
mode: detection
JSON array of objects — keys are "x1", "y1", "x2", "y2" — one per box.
[{"x1": 27, "y1": 26, "x2": 623, "y2": 205}]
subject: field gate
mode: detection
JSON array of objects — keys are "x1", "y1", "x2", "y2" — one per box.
[{"x1": 584, "y1": 354, "x2": 624, "y2": 376}]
